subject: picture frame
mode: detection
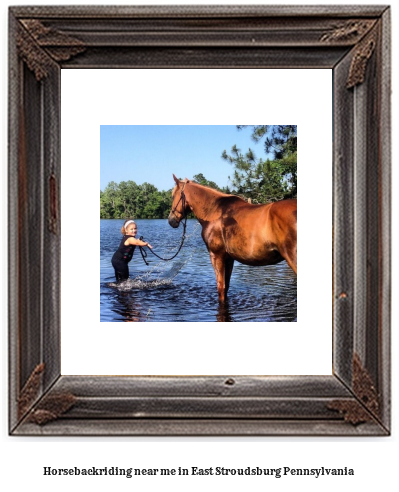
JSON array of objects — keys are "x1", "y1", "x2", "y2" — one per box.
[{"x1": 9, "y1": 5, "x2": 391, "y2": 435}]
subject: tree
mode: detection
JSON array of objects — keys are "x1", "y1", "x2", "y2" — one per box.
[
  {"x1": 193, "y1": 173, "x2": 219, "y2": 190},
  {"x1": 222, "y1": 125, "x2": 297, "y2": 202},
  {"x1": 117, "y1": 180, "x2": 139, "y2": 217},
  {"x1": 100, "y1": 190, "x2": 113, "y2": 219},
  {"x1": 237, "y1": 125, "x2": 297, "y2": 159},
  {"x1": 100, "y1": 181, "x2": 120, "y2": 218}
]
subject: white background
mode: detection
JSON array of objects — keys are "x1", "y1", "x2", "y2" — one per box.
[
  {"x1": 1, "y1": 1, "x2": 397, "y2": 492},
  {"x1": 61, "y1": 68, "x2": 332, "y2": 376}
]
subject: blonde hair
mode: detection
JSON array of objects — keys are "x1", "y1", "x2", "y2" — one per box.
[{"x1": 121, "y1": 219, "x2": 136, "y2": 235}]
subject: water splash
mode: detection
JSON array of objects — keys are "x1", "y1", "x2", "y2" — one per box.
[
  {"x1": 109, "y1": 222, "x2": 201, "y2": 291},
  {"x1": 108, "y1": 277, "x2": 174, "y2": 291}
]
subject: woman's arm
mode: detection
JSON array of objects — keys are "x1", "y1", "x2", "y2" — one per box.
[{"x1": 126, "y1": 237, "x2": 153, "y2": 249}]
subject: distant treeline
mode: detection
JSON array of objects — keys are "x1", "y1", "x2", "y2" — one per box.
[
  {"x1": 101, "y1": 126, "x2": 297, "y2": 219},
  {"x1": 101, "y1": 181, "x2": 171, "y2": 219},
  {"x1": 100, "y1": 174, "x2": 231, "y2": 219}
]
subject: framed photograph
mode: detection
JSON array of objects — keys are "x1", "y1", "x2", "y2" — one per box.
[
  {"x1": 97, "y1": 122, "x2": 299, "y2": 324},
  {"x1": 9, "y1": 5, "x2": 391, "y2": 435}
]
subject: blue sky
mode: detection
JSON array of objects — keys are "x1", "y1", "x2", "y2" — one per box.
[{"x1": 100, "y1": 125, "x2": 272, "y2": 191}]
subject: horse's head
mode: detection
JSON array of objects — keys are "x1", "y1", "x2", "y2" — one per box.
[{"x1": 168, "y1": 174, "x2": 190, "y2": 228}]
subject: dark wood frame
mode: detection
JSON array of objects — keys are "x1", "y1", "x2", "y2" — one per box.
[{"x1": 9, "y1": 5, "x2": 391, "y2": 436}]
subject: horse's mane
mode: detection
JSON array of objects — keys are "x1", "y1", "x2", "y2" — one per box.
[{"x1": 189, "y1": 180, "x2": 245, "y2": 202}]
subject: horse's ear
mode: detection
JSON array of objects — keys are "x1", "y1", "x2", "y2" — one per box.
[
  {"x1": 173, "y1": 174, "x2": 180, "y2": 185},
  {"x1": 184, "y1": 177, "x2": 190, "y2": 183}
]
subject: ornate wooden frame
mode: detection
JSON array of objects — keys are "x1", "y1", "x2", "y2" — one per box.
[{"x1": 9, "y1": 5, "x2": 391, "y2": 435}]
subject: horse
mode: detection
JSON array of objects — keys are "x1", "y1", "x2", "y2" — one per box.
[{"x1": 168, "y1": 174, "x2": 297, "y2": 303}]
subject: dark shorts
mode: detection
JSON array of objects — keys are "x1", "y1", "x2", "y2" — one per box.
[{"x1": 112, "y1": 258, "x2": 129, "y2": 283}]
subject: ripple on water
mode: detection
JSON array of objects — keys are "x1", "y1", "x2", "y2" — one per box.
[{"x1": 101, "y1": 219, "x2": 297, "y2": 322}]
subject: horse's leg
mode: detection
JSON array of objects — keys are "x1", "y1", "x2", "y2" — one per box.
[
  {"x1": 282, "y1": 243, "x2": 297, "y2": 274},
  {"x1": 209, "y1": 251, "x2": 228, "y2": 302},
  {"x1": 286, "y1": 255, "x2": 297, "y2": 275},
  {"x1": 224, "y1": 256, "x2": 235, "y2": 293}
]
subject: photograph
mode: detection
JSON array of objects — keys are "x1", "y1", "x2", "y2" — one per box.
[{"x1": 100, "y1": 125, "x2": 298, "y2": 323}]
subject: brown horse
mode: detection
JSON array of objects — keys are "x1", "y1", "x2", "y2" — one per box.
[{"x1": 168, "y1": 175, "x2": 297, "y2": 302}]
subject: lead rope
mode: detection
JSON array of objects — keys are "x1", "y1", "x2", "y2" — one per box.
[
  {"x1": 138, "y1": 239, "x2": 150, "y2": 266},
  {"x1": 138, "y1": 190, "x2": 188, "y2": 264}
]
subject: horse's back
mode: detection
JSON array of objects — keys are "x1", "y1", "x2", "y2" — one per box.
[
  {"x1": 265, "y1": 199, "x2": 297, "y2": 273},
  {"x1": 232, "y1": 198, "x2": 296, "y2": 232},
  {"x1": 218, "y1": 197, "x2": 296, "y2": 241},
  {"x1": 268, "y1": 199, "x2": 297, "y2": 224},
  {"x1": 265, "y1": 198, "x2": 297, "y2": 240}
]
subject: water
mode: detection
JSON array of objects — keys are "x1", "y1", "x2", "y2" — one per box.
[{"x1": 101, "y1": 219, "x2": 297, "y2": 322}]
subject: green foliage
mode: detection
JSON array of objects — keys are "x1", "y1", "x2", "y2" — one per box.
[
  {"x1": 100, "y1": 180, "x2": 173, "y2": 219},
  {"x1": 223, "y1": 125, "x2": 297, "y2": 203}
]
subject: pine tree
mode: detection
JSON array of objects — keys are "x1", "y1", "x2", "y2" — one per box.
[{"x1": 222, "y1": 125, "x2": 297, "y2": 203}]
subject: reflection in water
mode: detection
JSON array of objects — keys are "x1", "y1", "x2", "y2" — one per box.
[
  {"x1": 216, "y1": 300, "x2": 233, "y2": 323},
  {"x1": 101, "y1": 219, "x2": 297, "y2": 323},
  {"x1": 113, "y1": 291, "x2": 143, "y2": 322}
]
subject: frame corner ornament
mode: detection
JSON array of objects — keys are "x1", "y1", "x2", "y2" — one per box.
[
  {"x1": 320, "y1": 19, "x2": 376, "y2": 44},
  {"x1": 17, "y1": 19, "x2": 85, "y2": 81},
  {"x1": 27, "y1": 392, "x2": 77, "y2": 425},
  {"x1": 328, "y1": 354, "x2": 380, "y2": 425},
  {"x1": 346, "y1": 26, "x2": 378, "y2": 88},
  {"x1": 352, "y1": 353, "x2": 380, "y2": 416},
  {"x1": 17, "y1": 363, "x2": 45, "y2": 419}
]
